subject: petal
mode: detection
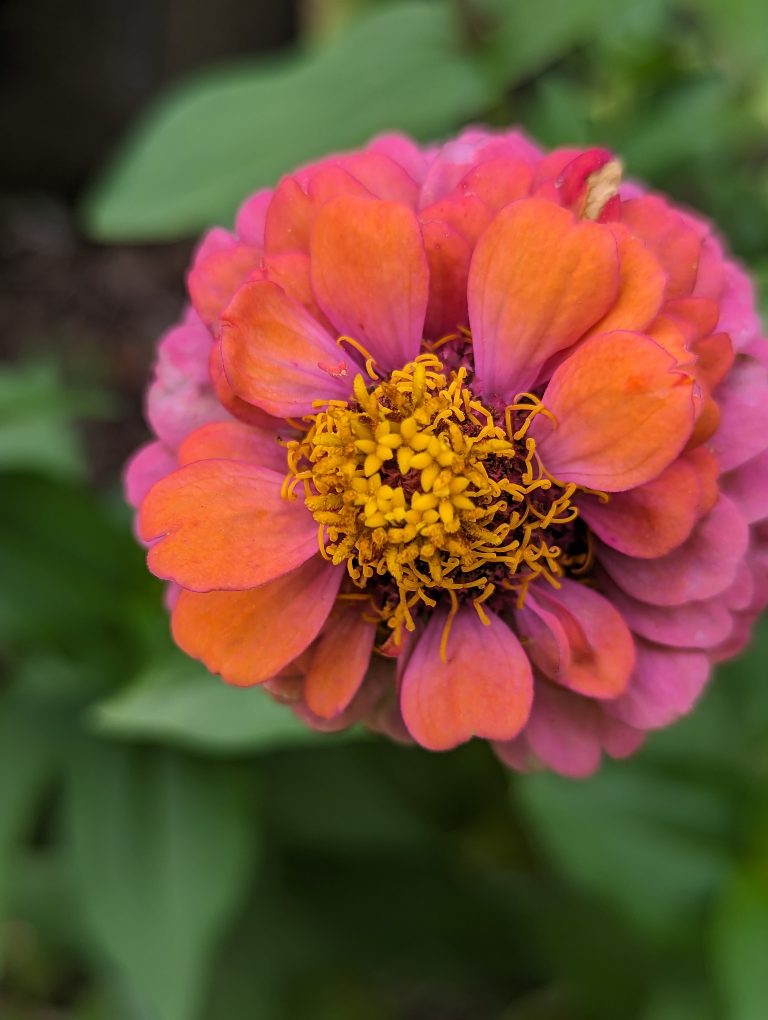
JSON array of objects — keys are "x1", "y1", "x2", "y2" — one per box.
[
  {"x1": 621, "y1": 196, "x2": 702, "y2": 299},
  {"x1": 604, "y1": 639, "x2": 710, "y2": 729},
  {"x1": 304, "y1": 605, "x2": 377, "y2": 719},
  {"x1": 140, "y1": 460, "x2": 317, "y2": 591},
  {"x1": 220, "y1": 280, "x2": 352, "y2": 418},
  {"x1": 421, "y1": 218, "x2": 471, "y2": 337},
  {"x1": 708, "y1": 356, "x2": 768, "y2": 471},
  {"x1": 533, "y1": 331, "x2": 696, "y2": 491},
  {"x1": 187, "y1": 242, "x2": 262, "y2": 327},
  {"x1": 400, "y1": 608, "x2": 533, "y2": 751},
  {"x1": 586, "y1": 224, "x2": 667, "y2": 335},
  {"x1": 597, "y1": 574, "x2": 734, "y2": 649},
  {"x1": 124, "y1": 441, "x2": 176, "y2": 509},
  {"x1": 178, "y1": 420, "x2": 288, "y2": 473},
  {"x1": 235, "y1": 188, "x2": 272, "y2": 245},
  {"x1": 524, "y1": 683, "x2": 603, "y2": 778},
  {"x1": 578, "y1": 456, "x2": 702, "y2": 558},
  {"x1": 515, "y1": 579, "x2": 635, "y2": 698},
  {"x1": 722, "y1": 447, "x2": 768, "y2": 524},
  {"x1": 172, "y1": 557, "x2": 343, "y2": 686},
  {"x1": 469, "y1": 198, "x2": 620, "y2": 398},
  {"x1": 310, "y1": 196, "x2": 429, "y2": 371},
  {"x1": 597, "y1": 494, "x2": 749, "y2": 606},
  {"x1": 208, "y1": 340, "x2": 280, "y2": 429}
]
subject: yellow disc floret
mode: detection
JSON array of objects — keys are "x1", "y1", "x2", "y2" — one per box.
[{"x1": 283, "y1": 353, "x2": 589, "y2": 648}]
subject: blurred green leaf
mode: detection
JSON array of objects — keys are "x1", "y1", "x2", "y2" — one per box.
[
  {"x1": 517, "y1": 760, "x2": 733, "y2": 937},
  {"x1": 483, "y1": 0, "x2": 621, "y2": 86},
  {"x1": 0, "y1": 474, "x2": 148, "y2": 650},
  {"x1": 0, "y1": 362, "x2": 107, "y2": 480},
  {"x1": 83, "y1": 1, "x2": 493, "y2": 241},
  {"x1": 90, "y1": 648, "x2": 344, "y2": 754},
  {"x1": 65, "y1": 742, "x2": 259, "y2": 1020},
  {"x1": 712, "y1": 837, "x2": 768, "y2": 1020}
]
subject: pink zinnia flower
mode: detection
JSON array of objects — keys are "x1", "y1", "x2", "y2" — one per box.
[{"x1": 126, "y1": 129, "x2": 768, "y2": 776}]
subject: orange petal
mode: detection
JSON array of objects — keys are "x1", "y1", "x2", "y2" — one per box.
[
  {"x1": 578, "y1": 457, "x2": 702, "y2": 558},
  {"x1": 310, "y1": 196, "x2": 429, "y2": 371},
  {"x1": 516, "y1": 579, "x2": 635, "y2": 699},
  {"x1": 586, "y1": 224, "x2": 667, "y2": 335},
  {"x1": 178, "y1": 420, "x2": 288, "y2": 474},
  {"x1": 533, "y1": 331, "x2": 696, "y2": 491},
  {"x1": 304, "y1": 605, "x2": 377, "y2": 718},
  {"x1": 220, "y1": 280, "x2": 352, "y2": 418},
  {"x1": 208, "y1": 341, "x2": 278, "y2": 429},
  {"x1": 187, "y1": 243, "x2": 262, "y2": 327},
  {"x1": 692, "y1": 331, "x2": 734, "y2": 391},
  {"x1": 421, "y1": 218, "x2": 471, "y2": 337},
  {"x1": 400, "y1": 608, "x2": 533, "y2": 751},
  {"x1": 621, "y1": 196, "x2": 702, "y2": 299},
  {"x1": 262, "y1": 251, "x2": 335, "y2": 332},
  {"x1": 172, "y1": 557, "x2": 343, "y2": 686},
  {"x1": 468, "y1": 198, "x2": 620, "y2": 398},
  {"x1": 455, "y1": 156, "x2": 533, "y2": 215},
  {"x1": 140, "y1": 460, "x2": 317, "y2": 590},
  {"x1": 263, "y1": 177, "x2": 314, "y2": 255}
]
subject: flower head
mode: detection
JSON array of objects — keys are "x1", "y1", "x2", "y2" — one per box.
[{"x1": 126, "y1": 128, "x2": 768, "y2": 776}]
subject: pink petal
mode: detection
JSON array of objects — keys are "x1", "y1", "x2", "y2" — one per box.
[
  {"x1": 604, "y1": 639, "x2": 710, "y2": 729},
  {"x1": 598, "y1": 495, "x2": 749, "y2": 606},
  {"x1": 123, "y1": 441, "x2": 177, "y2": 509},
  {"x1": 597, "y1": 574, "x2": 734, "y2": 649},
  {"x1": 235, "y1": 189, "x2": 272, "y2": 245},
  {"x1": 515, "y1": 578, "x2": 635, "y2": 698},
  {"x1": 524, "y1": 683, "x2": 603, "y2": 778},
  {"x1": 578, "y1": 457, "x2": 702, "y2": 558},
  {"x1": 721, "y1": 447, "x2": 768, "y2": 524},
  {"x1": 400, "y1": 608, "x2": 533, "y2": 751},
  {"x1": 177, "y1": 420, "x2": 288, "y2": 474},
  {"x1": 708, "y1": 356, "x2": 768, "y2": 471}
]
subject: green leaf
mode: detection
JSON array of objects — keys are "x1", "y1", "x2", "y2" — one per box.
[
  {"x1": 0, "y1": 474, "x2": 148, "y2": 650},
  {"x1": 90, "y1": 648, "x2": 347, "y2": 754},
  {"x1": 483, "y1": 0, "x2": 620, "y2": 86},
  {"x1": 517, "y1": 758, "x2": 734, "y2": 938},
  {"x1": 82, "y1": 2, "x2": 493, "y2": 241},
  {"x1": 712, "y1": 860, "x2": 768, "y2": 1020},
  {"x1": 65, "y1": 741, "x2": 259, "y2": 1020},
  {"x1": 0, "y1": 362, "x2": 108, "y2": 480}
]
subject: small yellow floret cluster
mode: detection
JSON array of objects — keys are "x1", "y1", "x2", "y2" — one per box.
[{"x1": 284, "y1": 354, "x2": 582, "y2": 645}]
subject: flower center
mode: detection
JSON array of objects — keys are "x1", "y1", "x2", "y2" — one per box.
[{"x1": 284, "y1": 353, "x2": 592, "y2": 650}]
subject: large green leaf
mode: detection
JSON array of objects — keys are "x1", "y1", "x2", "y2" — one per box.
[
  {"x1": 0, "y1": 362, "x2": 108, "y2": 480},
  {"x1": 516, "y1": 756, "x2": 734, "y2": 938},
  {"x1": 83, "y1": 2, "x2": 493, "y2": 241},
  {"x1": 712, "y1": 857, "x2": 768, "y2": 1020},
  {"x1": 90, "y1": 649, "x2": 346, "y2": 754},
  {"x1": 65, "y1": 741, "x2": 259, "y2": 1020}
]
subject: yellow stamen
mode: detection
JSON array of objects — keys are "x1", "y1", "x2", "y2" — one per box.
[{"x1": 283, "y1": 353, "x2": 596, "y2": 646}]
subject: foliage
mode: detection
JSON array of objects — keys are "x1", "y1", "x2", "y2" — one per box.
[{"x1": 3, "y1": 0, "x2": 768, "y2": 1016}]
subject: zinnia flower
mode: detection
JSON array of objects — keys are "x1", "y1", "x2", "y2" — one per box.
[{"x1": 126, "y1": 128, "x2": 768, "y2": 776}]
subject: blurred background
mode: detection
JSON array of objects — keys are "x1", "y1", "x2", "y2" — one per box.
[{"x1": 1, "y1": 0, "x2": 767, "y2": 1017}]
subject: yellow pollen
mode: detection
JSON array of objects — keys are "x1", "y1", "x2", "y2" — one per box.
[{"x1": 284, "y1": 353, "x2": 595, "y2": 651}]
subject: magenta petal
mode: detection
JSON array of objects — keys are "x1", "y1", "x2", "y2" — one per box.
[
  {"x1": 124, "y1": 441, "x2": 176, "y2": 509},
  {"x1": 604, "y1": 640, "x2": 710, "y2": 729},
  {"x1": 598, "y1": 495, "x2": 749, "y2": 606},
  {"x1": 598, "y1": 574, "x2": 734, "y2": 649},
  {"x1": 524, "y1": 683, "x2": 603, "y2": 778},
  {"x1": 721, "y1": 447, "x2": 768, "y2": 524},
  {"x1": 708, "y1": 356, "x2": 768, "y2": 471}
]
